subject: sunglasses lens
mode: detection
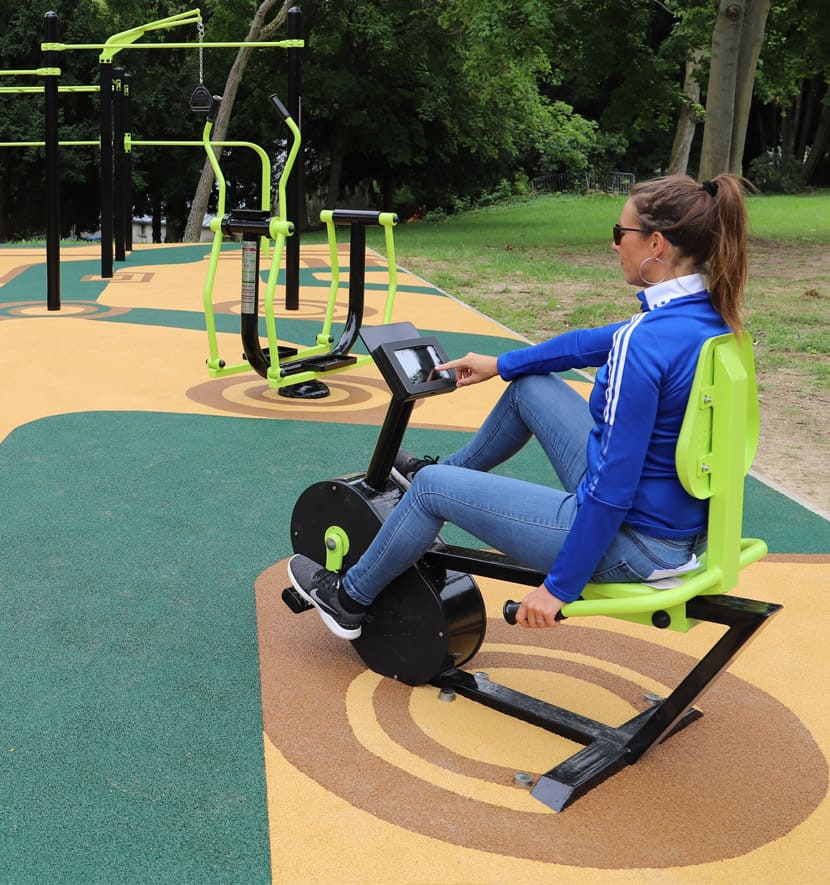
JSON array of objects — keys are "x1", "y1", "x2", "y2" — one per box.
[{"x1": 613, "y1": 225, "x2": 622, "y2": 246}]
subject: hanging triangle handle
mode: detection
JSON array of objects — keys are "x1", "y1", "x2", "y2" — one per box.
[{"x1": 190, "y1": 83, "x2": 214, "y2": 113}]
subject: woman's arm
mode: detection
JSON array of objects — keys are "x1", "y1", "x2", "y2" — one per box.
[{"x1": 438, "y1": 323, "x2": 625, "y2": 388}]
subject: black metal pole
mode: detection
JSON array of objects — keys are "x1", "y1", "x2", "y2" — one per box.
[
  {"x1": 124, "y1": 72, "x2": 133, "y2": 252},
  {"x1": 113, "y1": 66, "x2": 125, "y2": 262},
  {"x1": 99, "y1": 60, "x2": 113, "y2": 278},
  {"x1": 365, "y1": 398, "x2": 415, "y2": 491},
  {"x1": 285, "y1": 6, "x2": 302, "y2": 310},
  {"x1": 44, "y1": 11, "x2": 61, "y2": 310},
  {"x1": 236, "y1": 219, "x2": 271, "y2": 379},
  {"x1": 332, "y1": 221, "x2": 365, "y2": 352}
]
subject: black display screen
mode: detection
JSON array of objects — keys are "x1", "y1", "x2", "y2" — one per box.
[
  {"x1": 394, "y1": 344, "x2": 453, "y2": 385},
  {"x1": 371, "y1": 335, "x2": 456, "y2": 401}
]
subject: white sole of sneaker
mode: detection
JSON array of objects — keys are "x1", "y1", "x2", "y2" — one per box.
[
  {"x1": 390, "y1": 466, "x2": 412, "y2": 489},
  {"x1": 288, "y1": 567, "x2": 362, "y2": 640}
]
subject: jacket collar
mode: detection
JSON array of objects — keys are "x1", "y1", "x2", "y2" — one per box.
[{"x1": 636, "y1": 273, "x2": 707, "y2": 311}]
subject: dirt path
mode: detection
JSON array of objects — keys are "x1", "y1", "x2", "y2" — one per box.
[
  {"x1": 751, "y1": 370, "x2": 828, "y2": 514},
  {"x1": 743, "y1": 241, "x2": 829, "y2": 516}
]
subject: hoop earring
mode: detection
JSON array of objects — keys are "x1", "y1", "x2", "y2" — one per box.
[{"x1": 639, "y1": 256, "x2": 666, "y2": 286}]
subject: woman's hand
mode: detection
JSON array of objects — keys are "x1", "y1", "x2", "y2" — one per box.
[
  {"x1": 515, "y1": 584, "x2": 565, "y2": 628},
  {"x1": 436, "y1": 352, "x2": 499, "y2": 388}
]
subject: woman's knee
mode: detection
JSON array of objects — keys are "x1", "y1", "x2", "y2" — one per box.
[
  {"x1": 409, "y1": 462, "x2": 454, "y2": 496},
  {"x1": 409, "y1": 463, "x2": 481, "y2": 518}
]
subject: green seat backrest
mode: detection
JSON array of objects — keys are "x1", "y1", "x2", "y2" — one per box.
[
  {"x1": 674, "y1": 332, "x2": 760, "y2": 589},
  {"x1": 562, "y1": 332, "x2": 767, "y2": 629}
]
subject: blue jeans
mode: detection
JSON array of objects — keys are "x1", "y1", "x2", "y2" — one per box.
[{"x1": 342, "y1": 373, "x2": 702, "y2": 606}]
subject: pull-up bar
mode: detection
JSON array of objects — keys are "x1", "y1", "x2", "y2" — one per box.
[
  {"x1": 44, "y1": 41, "x2": 304, "y2": 55},
  {"x1": 0, "y1": 140, "x2": 98, "y2": 147},
  {"x1": 0, "y1": 86, "x2": 99, "y2": 94},
  {"x1": 0, "y1": 68, "x2": 61, "y2": 76}
]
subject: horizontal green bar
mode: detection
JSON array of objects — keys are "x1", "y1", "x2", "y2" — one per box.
[
  {"x1": 43, "y1": 40, "x2": 303, "y2": 51},
  {"x1": 131, "y1": 139, "x2": 263, "y2": 148},
  {"x1": 0, "y1": 86, "x2": 99, "y2": 94},
  {"x1": 0, "y1": 140, "x2": 99, "y2": 147},
  {"x1": 0, "y1": 68, "x2": 53, "y2": 76}
]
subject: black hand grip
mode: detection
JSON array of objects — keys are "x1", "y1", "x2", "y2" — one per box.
[
  {"x1": 270, "y1": 94, "x2": 291, "y2": 120},
  {"x1": 207, "y1": 94, "x2": 223, "y2": 123},
  {"x1": 503, "y1": 599, "x2": 566, "y2": 625},
  {"x1": 330, "y1": 209, "x2": 397, "y2": 225}
]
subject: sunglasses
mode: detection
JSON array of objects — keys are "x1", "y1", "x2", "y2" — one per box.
[{"x1": 613, "y1": 223, "x2": 646, "y2": 246}]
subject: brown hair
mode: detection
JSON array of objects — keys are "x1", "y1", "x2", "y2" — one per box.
[{"x1": 628, "y1": 173, "x2": 749, "y2": 333}]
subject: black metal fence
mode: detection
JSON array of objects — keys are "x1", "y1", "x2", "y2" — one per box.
[{"x1": 531, "y1": 171, "x2": 635, "y2": 195}]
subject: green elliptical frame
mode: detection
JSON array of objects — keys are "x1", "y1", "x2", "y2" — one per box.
[{"x1": 200, "y1": 96, "x2": 399, "y2": 391}]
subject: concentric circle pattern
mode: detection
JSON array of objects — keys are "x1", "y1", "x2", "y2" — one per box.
[
  {"x1": 257, "y1": 559, "x2": 827, "y2": 869},
  {"x1": 186, "y1": 374, "x2": 392, "y2": 420},
  {"x1": 0, "y1": 300, "x2": 128, "y2": 319}
]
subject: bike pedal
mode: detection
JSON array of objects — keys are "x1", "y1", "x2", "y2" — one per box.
[{"x1": 281, "y1": 586, "x2": 313, "y2": 614}]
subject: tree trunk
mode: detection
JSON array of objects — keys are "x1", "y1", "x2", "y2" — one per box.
[
  {"x1": 804, "y1": 99, "x2": 830, "y2": 182},
  {"x1": 0, "y1": 173, "x2": 10, "y2": 240},
  {"x1": 152, "y1": 196, "x2": 162, "y2": 243},
  {"x1": 781, "y1": 100, "x2": 797, "y2": 161},
  {"x1": 699, "y1": 2, "x2": 744, "y2": 178},
  {"x1": 699, "y1": 0, "x2": 771, "y2": 179},
  {"x1": 667, "y1": 50, "x2": 704, "y2": 175},
  {"x1": 727, "y1": 0, "x2": 772, "y2": 173},
  {"x1": 183, "y1": 0, "x2": 292, "y2": 242},
  {"x1": 381, "y1": 173, "x2": 395, "y2": 210},
  {"x1": 324, "y1": 129, "x2": 346, "y2": 209},
  {"x1": 795, "y1": 79, "x2": 818, "y2": 165}
]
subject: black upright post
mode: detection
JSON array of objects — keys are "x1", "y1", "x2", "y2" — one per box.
[
  {"x1": 365, "y1": 398, "x2": 415, "y2": 491},
  {"x1": 113, "y1": 66, "x2": 125, "y2": 262},
  {"x1": 346, "y1": 221, "x2": 366, "y2": 331},
  {"x1": 43, "y1": 11, "x2": 61, "y2": 310},
  {"x1": 285, "y1": 6, "x2": 302, "y2": 311},
  {"x1": 124, "y1": 72, "x2": 133, "y2": 252},
  {"x1": 99, "y1": 60, "x2": 113, "y2": 278}
]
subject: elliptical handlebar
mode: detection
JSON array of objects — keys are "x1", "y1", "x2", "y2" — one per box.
[
  {"x1": 206, "y1": 93, "x2": 222, "y2": 123},
  {"x1": 269, "y1": 93, "x2": 291, "y2": 121}
]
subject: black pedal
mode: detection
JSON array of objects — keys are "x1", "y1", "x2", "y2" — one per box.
[
  {"x1": 280, "y1": 354, "x2": 358, "y2": 376},
  {"x1": 308, "y1": 354, "x2": 358, "y2": 372},
  {"x1": 282, "y1": 586, "x2": 313, "y2": 614},
  {"x1": 244, "y1": 345, "x2": 299, "y2": 363}
]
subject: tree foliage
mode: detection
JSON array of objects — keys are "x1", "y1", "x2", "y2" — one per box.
[
  {"x1": 0, "y1": 1, "x2": 105, "y2": 239},
  {"x1": 748, "y1": 0, "x2": 830, "y2": 190},
  {"x1": 0, "y1": 0, "x2": 827, "y2": 242}
]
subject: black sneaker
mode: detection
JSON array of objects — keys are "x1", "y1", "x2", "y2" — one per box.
[
  {"x1": 391, "y1": 449, "x2": 439, "y2": 489},
  {"x1": 287, "y1": 554, "x2": 364, "y2": 640}
]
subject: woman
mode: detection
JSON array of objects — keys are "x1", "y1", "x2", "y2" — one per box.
[{"x1": 288, "y1": 173, "x2": 750, "y2": 639}]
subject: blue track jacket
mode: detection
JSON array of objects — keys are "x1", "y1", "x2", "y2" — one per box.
[{"x1": 496, "y1": 274, "x2": 730, "y2": 602}]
